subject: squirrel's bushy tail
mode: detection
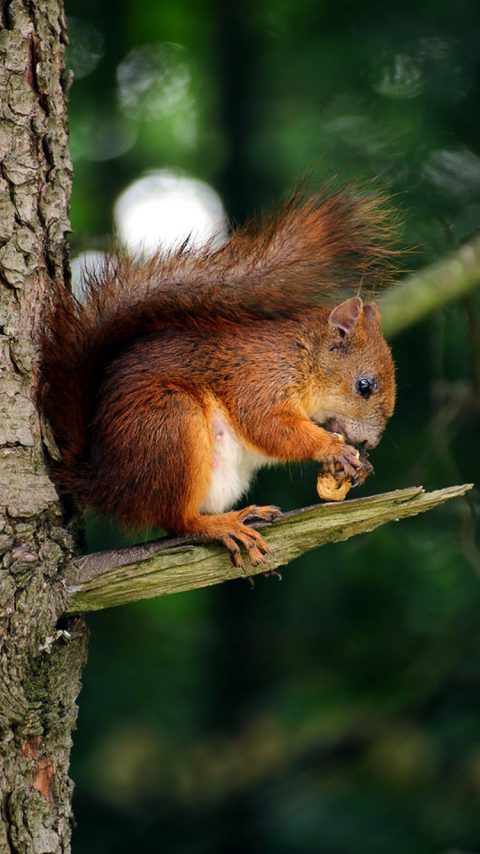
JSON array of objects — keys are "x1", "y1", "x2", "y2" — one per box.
[{"x1": 39, "y1": 185, "x2": 399, "y2": 496}]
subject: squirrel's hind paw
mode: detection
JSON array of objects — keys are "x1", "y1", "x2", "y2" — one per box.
[
  {"x1": 239, "y1": 504, "x2": 283, "y2": 525},
  {"x1": 186, "y1": 508, "x2": 278, "y2": 570}
]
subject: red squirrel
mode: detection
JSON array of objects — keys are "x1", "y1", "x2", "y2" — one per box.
[{"x1": 39, "y1": 187, "x2": 397, "y2": 568}]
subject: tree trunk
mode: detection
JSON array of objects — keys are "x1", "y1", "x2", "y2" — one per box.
[{"x1": 0, "y1": 2, "x2": 88, "y2": 852}]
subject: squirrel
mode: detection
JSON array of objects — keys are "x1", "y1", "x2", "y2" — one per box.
[{"x1": 39, "y1": 186, "x2": 397, "y2": 568}]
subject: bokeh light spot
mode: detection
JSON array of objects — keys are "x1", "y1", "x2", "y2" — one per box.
[{"x1": 114, "y1": 170, "x2": 228, "y2": 254}]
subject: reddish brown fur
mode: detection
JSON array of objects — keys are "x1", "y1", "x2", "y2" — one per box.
[{"x1": 39, "y1": 187, "x2": 398, "y2": 565}]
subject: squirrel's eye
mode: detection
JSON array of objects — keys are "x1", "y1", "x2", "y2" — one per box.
[{"x1": 356, "y1": 377, "x2": 375, "y2": 399}]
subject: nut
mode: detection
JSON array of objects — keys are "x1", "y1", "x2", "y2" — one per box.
[{"x1": 317, "y1": 471, "x2": 352, "y2": 502}]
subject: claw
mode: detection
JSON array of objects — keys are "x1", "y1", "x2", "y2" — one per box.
[
  {"x1": 219, "y1": 534, "x2": 245, "y2": 569},
  {"x1": 263, "y1": 569, "x2": 282, "y2": 581}
]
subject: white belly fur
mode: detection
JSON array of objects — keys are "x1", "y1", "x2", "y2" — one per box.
[{"x1": 200, "y1": 411, "x2": 271, "y2": 514}]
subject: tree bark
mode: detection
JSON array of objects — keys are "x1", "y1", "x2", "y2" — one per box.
[{"x1": 0, "y1": 2, "x2": 88, "y2": 852}]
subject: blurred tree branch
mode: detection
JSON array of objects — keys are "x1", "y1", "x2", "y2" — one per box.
[
  {"x1": 380, "y1": 235, "x2": 480, "y2": 337},
  {"x1": 65, "y1": 484, "x2": 472, "y2": 613}
]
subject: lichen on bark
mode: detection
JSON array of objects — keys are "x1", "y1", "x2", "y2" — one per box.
[{"x1": 0, "y1": 2, "x2": 88, "y2": 852}]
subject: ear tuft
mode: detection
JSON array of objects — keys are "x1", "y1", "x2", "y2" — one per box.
[
  {"x1": 328, "y1": 296, "x2": 363, "y2": 339},
  {"x1": 364, "y1": 301, "x2": 381, "y2": 325}
]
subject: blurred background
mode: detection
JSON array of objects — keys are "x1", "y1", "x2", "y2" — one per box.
[{"x1": 64, "y1": 1, "x2": 480, "y2": 851}]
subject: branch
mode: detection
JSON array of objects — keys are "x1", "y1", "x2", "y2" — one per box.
[
  {"x1": 64, "y1": 483, "x2": 472, "y2": 613},
  {"x1": 380, "y1": 236, "x2": 480, "y2": 338}
]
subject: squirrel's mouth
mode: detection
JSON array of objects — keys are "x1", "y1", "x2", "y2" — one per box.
[{"x1": 318, "y1": 417, "x2": 370, "y2": 456}]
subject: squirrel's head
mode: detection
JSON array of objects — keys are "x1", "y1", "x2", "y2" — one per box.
[{"x1": 312, "y1": 296, "x2": 396, "y2": 450}]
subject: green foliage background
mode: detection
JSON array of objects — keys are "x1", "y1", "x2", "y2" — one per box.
[{"x1": 65, "y1": 1, "x2": 480, "y2": 851}]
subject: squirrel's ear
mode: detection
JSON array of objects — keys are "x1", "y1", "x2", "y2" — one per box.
[
  {"x1": 328, "y1": 296, "x2": 363, "y2": 341},
  {"x1": 364, "y1": 301, "x2": 381, "y2": 326}
]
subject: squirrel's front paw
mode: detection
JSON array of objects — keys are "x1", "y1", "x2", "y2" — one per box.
[
  {"x1": 318, "y1": 437, "x2": 374, "y2": 501},
  {"x1": 323, "y1": 437, "x2": 362, "y2": 479}
]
